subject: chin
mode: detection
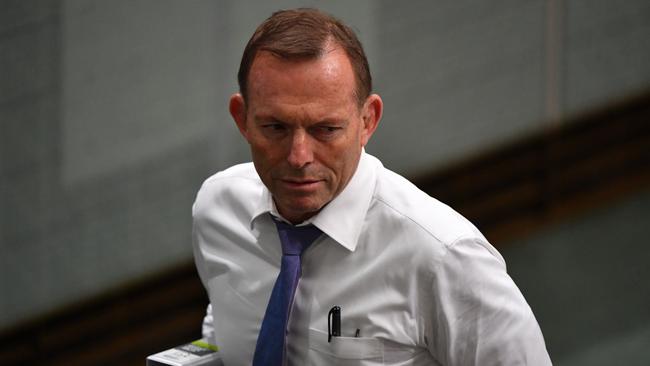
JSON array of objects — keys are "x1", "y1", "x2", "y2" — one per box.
[{"x1": 282, "y1": 200, "x2": 326, "y2": 221}]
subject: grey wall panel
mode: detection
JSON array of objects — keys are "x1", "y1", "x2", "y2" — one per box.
[
  {"x1": 61, "y1": 0, "x2": 222, "y2": 186},
  {"x1": 371, "y1": 0, "x2": 546, "y2": 174},
  {"x1": 565, "y1": 0, "x2": 650, "y2": 115},
  {"x1": 502, "y1": 191, "x2": 650, "y2": 363}
]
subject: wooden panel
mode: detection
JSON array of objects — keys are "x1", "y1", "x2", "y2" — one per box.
[
  {"x1": 414, "y1": 90, "x2": 650, "y2": 246},
  {"x1": 0, "y1": 263, "x2": 206, "y2": 366}
]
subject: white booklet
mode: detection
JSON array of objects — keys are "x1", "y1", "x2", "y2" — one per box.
[{"x1": 146, "y1": 339, "x2": 223, "y2": 366}]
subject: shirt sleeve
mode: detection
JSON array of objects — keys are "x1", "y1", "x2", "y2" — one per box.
[
  {"x1": 202, "y1": 304, "x2": 217, "y2": 344},
  {"x1": 427, "y1": 237, "x2": 552, "y2": 365},
  {"x1": 192, "y1": 202, "x2": 218, "y2": 346}
]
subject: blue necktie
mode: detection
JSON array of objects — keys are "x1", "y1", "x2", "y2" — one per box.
[{"x1": 252, "y1": 220, "x2": 322, "y2": 366}]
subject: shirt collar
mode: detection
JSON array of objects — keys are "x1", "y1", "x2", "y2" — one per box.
[{"x1": 250, "y1": 151, "x2": 378, "y2": 251}]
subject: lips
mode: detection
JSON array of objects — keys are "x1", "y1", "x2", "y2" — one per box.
[{"x1": 280, "y1": 178, "x2": 322, "y2": 190}]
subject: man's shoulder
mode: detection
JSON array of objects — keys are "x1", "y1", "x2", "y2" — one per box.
[
  {"x1": 198, "y1": 162, "x2": 261, "y2": 194},
  {"x1": 193, "y1": 162, "x2": 262, "y2": 217},
  {"x1": 203, "y1": 161, "x2": 259, "y2": 184},
  {"x1": 372, "y1": 165, "x2": 487, "y2": 247}
]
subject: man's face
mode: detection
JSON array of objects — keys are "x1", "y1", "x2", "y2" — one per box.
[{"x1": 230, "y1": 47, "x2": 382, "y2": 224}]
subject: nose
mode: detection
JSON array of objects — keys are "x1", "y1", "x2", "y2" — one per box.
[{"x1": 287, "y1": 130, "x2": 313, "y2": 169}]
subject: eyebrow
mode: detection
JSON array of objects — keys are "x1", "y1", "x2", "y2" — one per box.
[{"x1": 253, "y1": 114, "x2": 348, "y2": 125}]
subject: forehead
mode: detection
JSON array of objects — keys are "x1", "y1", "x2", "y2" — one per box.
[{"x1": 246, "y1": 49, "x2": 358, "y2": 113}]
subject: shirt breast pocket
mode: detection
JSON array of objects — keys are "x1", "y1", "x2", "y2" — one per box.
[{"x1": 306, "y1": 328, "x2": 384, "y2": 365}]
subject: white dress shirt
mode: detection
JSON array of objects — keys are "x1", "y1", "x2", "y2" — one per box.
[{"x1": 192, "y1": 152, "x2": 551, "y2": 365}]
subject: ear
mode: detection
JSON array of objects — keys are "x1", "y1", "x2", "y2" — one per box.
[
  {"x1": 229, "y1": 93, "x2": 249, "y2": 139},
  {"x1": 360, "y1": 93, "x2": 383, "y2": 146}
]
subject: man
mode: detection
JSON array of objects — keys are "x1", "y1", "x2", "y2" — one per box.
[{"x1": 192, "y1": 8, "x2": 551, "y2": 366}]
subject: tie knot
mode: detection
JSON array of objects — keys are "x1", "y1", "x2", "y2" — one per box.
[{"x1": 274, "y1": 220, "x2": 322, "y2": 256}]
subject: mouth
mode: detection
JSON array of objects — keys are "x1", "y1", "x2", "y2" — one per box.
[{"x1": 280, "y1": 178, "x2": 322, "y2": 190}]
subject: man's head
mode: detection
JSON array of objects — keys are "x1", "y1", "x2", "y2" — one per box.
[
  {"x1": 230, "y1": 8, "x2": 383, "y2": 224},
  {"x1": 237, "y1": 8, "x2": 372, "y2": 106}
]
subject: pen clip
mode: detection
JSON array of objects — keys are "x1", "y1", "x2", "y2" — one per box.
[{"x1": 328, "y1": 306, "x2": 341, "y2": 343}]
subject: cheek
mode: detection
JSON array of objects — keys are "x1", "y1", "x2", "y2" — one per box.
[
  {"x1": 250, "y1": 140, "x2": 277, "y2": 162},
  {"x1": 250, "y1": 146, "x2": 273, "y2": 173},
  {"x1": 325, "y1": 143, "x2": 360, "y2": 182}
]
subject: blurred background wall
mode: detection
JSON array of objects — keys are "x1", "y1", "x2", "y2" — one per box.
[{"x1": 1, "y1": 0, "x2": 649, "y2": 365}]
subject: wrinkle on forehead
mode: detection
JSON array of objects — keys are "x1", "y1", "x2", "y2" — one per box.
[{"x1": 247, "y1": 47, "x2": 358, "y2": 110}]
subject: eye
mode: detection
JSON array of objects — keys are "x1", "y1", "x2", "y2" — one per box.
[
  {"x1": 263, "y1": 123, "x2": 285, "y2": 131},
  {"x1": 258, "y1": 121, "x2": 289, "y2": 139},
  {"x1": 311, "y1": 125, "x2": 343, "y2": 140},
  {"x1": 321, "y1": 126, "x2": 340, "y2": 132},
  {"x1": 260, "y1": 122, "x2": 289, "y2": 135}
]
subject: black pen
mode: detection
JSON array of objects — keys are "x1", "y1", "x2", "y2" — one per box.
[{"x1": 328, "y1": 306, "x2": 341, "y2": 342}]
